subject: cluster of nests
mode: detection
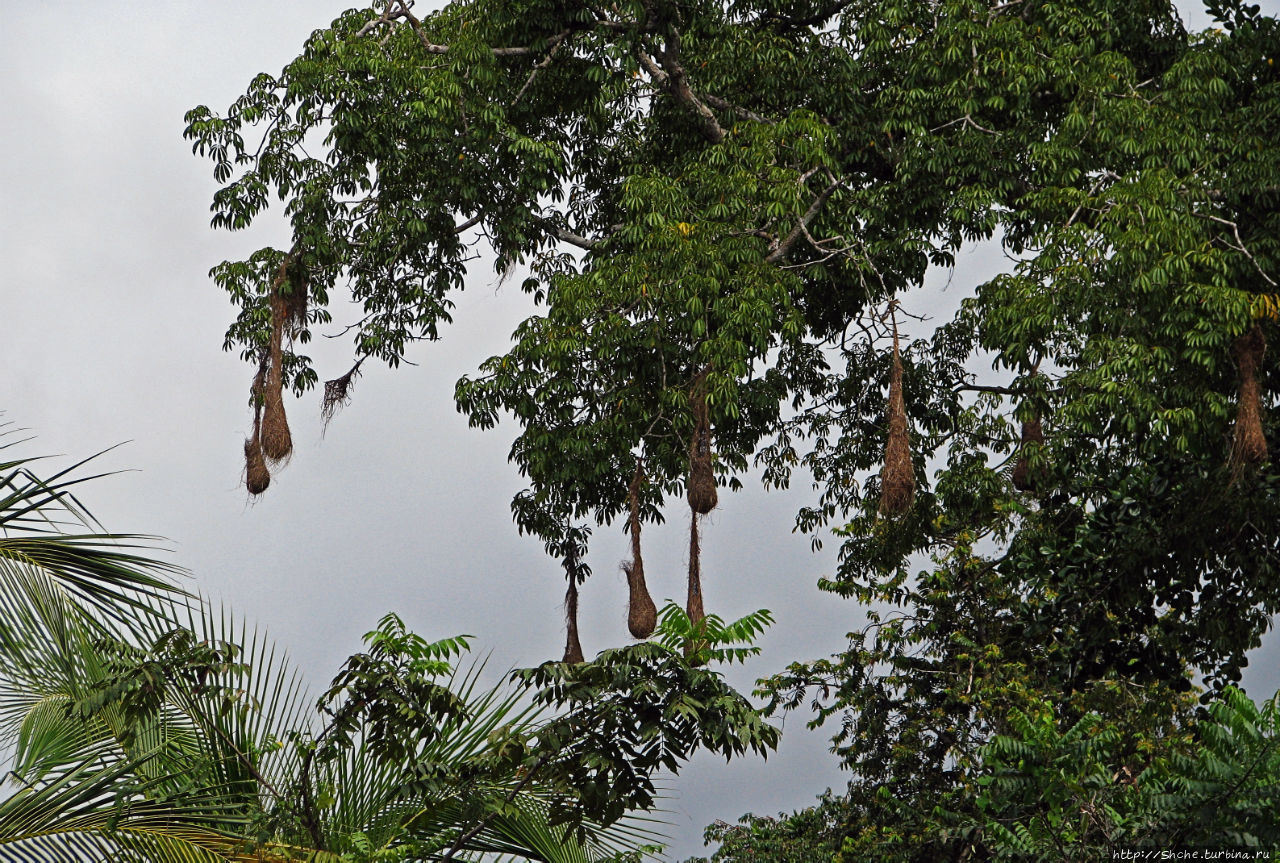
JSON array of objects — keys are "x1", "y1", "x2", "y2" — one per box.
[
  {"x1": 243, "y1": 256, "x2": 307, "y2": 495},
  {"x1": 562, "y1": 370, "x2": 720, "y2": 664},
  {"x1": 567, "y1": 319, "x2": 1273, "y2": 663},
  {"x1": 243, "y1": 254, "x2": 362, "y2": 496},
  {"x1": 237, "y1": 266, "x2": 1270, "y2": 661}
]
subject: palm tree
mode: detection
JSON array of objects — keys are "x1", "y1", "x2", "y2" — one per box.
[{"x1": 0, "y1": 430, "x2": 661, "y2": 862}]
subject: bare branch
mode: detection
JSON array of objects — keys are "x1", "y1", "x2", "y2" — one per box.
[
  {"x1": 1198, "y1": 212, "x2": 1278, "y2": 287},
  {"x1": 511, "y1": 37, "x2": 569, "y2": 105},
  {"x1": 454, "y1": 213, "x2": 483, "y2": 234},
  {"x1": 552, "y1": 227, "x2": 601, "y2": 251}
]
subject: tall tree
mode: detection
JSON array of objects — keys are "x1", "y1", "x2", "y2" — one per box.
[{"x1": 189, "y1": 0, "x2": 1280, "y2": 854}]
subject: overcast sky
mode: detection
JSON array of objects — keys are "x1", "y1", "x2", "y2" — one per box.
[{"x1": 0, "y1": 1, "x2": 1273, "y2": 859}]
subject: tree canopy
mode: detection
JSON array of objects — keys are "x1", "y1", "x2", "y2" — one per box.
[
  {"x1": 0, "y1": 433, "x2": 778, "y2": 862},
  {"x1": 186, "y1": 0, "x2": 1280, "y2": 857}
]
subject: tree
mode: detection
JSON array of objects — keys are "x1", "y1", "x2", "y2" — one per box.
[
  {"x1": 0, "y1": 433, "x2": 778, "y2": 861},
  {"x1": 186, "y1": 0, "x2": 1280, "y2": 857}
]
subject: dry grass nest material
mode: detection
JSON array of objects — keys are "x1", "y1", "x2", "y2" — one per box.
[
  {"x1": 562, "y1": 577, "x2": 584, "y2": 664},
  {"x1": 244, "y1": 436, "x2": 270, "y2": 496},
  {"x1": 879, "y1": 330, "x2": 915, "y2": 515},
  {"x1": 1012, "y1": 415, "x2": 1044, "y2": 492},
  {"x1": 1231, "y1": 323, "x2": 1268, "y2": 474},
  {"x1": 687, "y1": 372, "x2": 718, "y2": 515},
  {"x1": 624, "y1": 459, "x2": 657, "y2": 639}
]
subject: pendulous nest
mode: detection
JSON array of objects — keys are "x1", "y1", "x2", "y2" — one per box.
[
  {"x1": 624, "y1": 459, "x2": 657, "y2": 639},
  {"x1": 244, "y1": 436, "x2": 270, "y2": 495},
  {"x1": 1011, "y1": 414, "x2": 1045, "y2": 492},
  {"x1": 686, "y1": 371, "x2": 718, "y2": 515},
  {"x1": 685, "y1": 513, "x2": 707, "y2": 665},
  {"x1": 562, "y1": 577, "x2": 584, "y2": 664},
  {"x1": 1230, "y1": 323, "x2": 1268, "y2": 475},
  {"x1": 879, "y1": 318, "x2": 915, "y2": 516}
]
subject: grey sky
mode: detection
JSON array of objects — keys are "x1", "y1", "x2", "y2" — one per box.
[{"x1": 0, "y1": 1, "x2": 1275, "y2": 859}]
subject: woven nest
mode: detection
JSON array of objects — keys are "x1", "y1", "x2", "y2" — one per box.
[
  {"x1": 687, "y1": 372, "x2": 718, "y2": 515},
  {"x1": 1230, "y1": 324, "x2": 1268, "y2": 474},
  {"x1": 259, "y1": 294, "x2": 293, "y2": 463},
  {"x1": 244, "y1": 436, "x2": 270, "y2": 496},
  {"x1": 261, "y1": 385, "x2": 293, "y2": 464},
  {"x1": 243, "y1": 362, "x2": 272, "y2": 495},
  {"x1": 624, "y1": 459, "x2": 657, "y2": 639},
  {"x1": 562, "y1": 577, "x2": 585, "y2": 664},
  {"x1": 1012, "y1": 415, "x2": 1044, "y2": 492},
  {"x1": 685, "y1": 514, "x2": 707, "y2": 665},
  {"x1": 879, "y1": 329, "x2": 915, "y2": 515}
]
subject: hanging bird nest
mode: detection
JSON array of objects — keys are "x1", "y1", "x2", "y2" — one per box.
[
  {"x1": 624, "y1": 458, "x2": 657, "y2": 639},
  {"x1": 879, "y1": 311, "x2": 915, "y2": 515},
  {"x1": 562, "y1": 577, "x2": 585, "y2": 664},
  {"x1": 1011, "y1": 414, "x2": 1045, "y2": 492},
  {"x1": 243, "y1": 359, "x2": 272, "y2": 495},
  {"x1": 260, "y1": 291, "x2": 293, "y2": 463},
  {"x1": 261, "y1": 386, "x2": 293, "y2": 464},
  {"x1": 685, "y1": 514, "x2": 707, "y2": 665},
  {"x1": 1230, "y1": 323, "x2": 1268, "y2": 475},
  {"x1": 561, "y1": 546, "x2": 586, "y2": 664},
  {"x1": 686, "y1": 370, "x2": 718, "y2": 515},
  {"x1": 244, "y1": 398, "x2": 271, "y2": 496}
]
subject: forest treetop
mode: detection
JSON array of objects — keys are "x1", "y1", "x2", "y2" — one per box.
[{"x1": 187, "y1": 0, "x2": 1279, "y2": 683}]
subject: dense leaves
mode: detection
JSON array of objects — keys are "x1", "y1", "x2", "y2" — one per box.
[
  {"x1": 188, "y1": 0, "x2": 1280, "y2": 858},
  {"x1": 0, "y1": 440, "x2": 778, "y2": 861}
]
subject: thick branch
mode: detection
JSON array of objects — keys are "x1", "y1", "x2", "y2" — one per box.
[
  {"x1": 637, "y1": 30, "x2": 726, "y2": 145},
  {"x1": 552, "y1": 226, "x2": 601, "y2": 251},
  {"x1": 766, "y1": 180, "x2": 841, "y2": 264}
]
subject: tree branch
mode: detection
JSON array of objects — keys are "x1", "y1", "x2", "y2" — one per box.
[
  {"x1": 637, "y1": 29, "x2": 726, "y2": 145},
  {"x1": 766, "y1": 180, "x2": 841, "y2": 264},
  {"x1": 702, "y1": 93, "x2": 772, "y2": 125}
]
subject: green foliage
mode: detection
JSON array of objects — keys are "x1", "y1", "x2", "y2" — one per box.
[
  {"x1": 966, "y1": 686, "x2": 1280, "y2": 858},
  {"x1": 0, "y1": 436, "x2": 779, "y2": 861},
  {"x1": 515, "y1": 636, "x2": 780, "y2": 834},
  {"x1": 186, "y1": 0, "x2": 1280, "y2": 860},
  {"x1": 680, "y1": 797, "x2": 845, "y2": 863},
  {"x1": 650, "y1": 602, "x2": 774, "y2": 667}
]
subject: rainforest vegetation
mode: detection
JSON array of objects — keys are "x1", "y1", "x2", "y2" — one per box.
[{"x1": 2, "y1": 0, "x2": 1280, "y2": 859}]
